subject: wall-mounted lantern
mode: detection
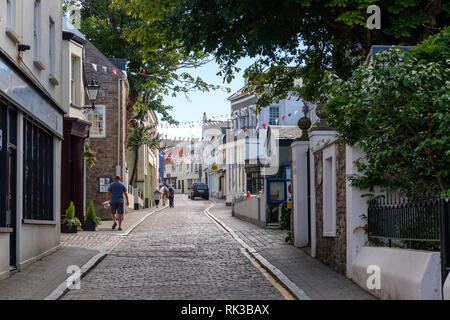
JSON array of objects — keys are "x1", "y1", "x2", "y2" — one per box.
[{"x1": 83, "y1": 78, "x2": 100, "y2": 113}]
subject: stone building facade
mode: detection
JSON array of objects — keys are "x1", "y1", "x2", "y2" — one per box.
[
  {"x1": 313, "y1": 140, "x2": 347, "y2": 274},
  {"x1": 83, "y1": 41, "x2": 131, "y2": 219}
]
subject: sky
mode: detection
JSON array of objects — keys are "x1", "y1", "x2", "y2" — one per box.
[{"x1": 158, "y1": 57, "x2": 256, "y2": 139}]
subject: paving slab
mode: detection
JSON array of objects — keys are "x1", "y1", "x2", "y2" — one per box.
[
  {"x1": 0, "y1": 205, "x2": 166, "y2": 300},
  {"x1": 208, "y1": 199, "x2": 375, "y2": 300}
]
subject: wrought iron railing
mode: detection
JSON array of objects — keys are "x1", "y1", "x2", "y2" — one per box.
[
  {"x1": 368, "y1": 198, "x2": 444, "y2": 242},
  {"x1": 368, "y1": 196, "x2": 450, "y2": 286}
]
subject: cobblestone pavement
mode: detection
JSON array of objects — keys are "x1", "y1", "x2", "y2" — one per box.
[
  {"x1": 0, "y1": 206, "x2": 164, "y2": 300},
  {"x1": 62, "y1": 195, "x2": 285, "y2": 300},
  {"x1": 60, "y1": 206, "x2": 164, "y2": 253},
  {"x1": 208, "y1": 199, "x2": 375, "y2": 300}
]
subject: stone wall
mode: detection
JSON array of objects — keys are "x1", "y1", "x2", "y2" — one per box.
[
  {"x1": 84, "y1": 41, "x2": 129, "y2": 219},
  {"x1": 314, "y1": 141, "x2": 347, "y2": 274}
]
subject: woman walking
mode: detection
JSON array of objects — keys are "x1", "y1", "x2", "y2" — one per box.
[
  {"x1": 160, "y1": 184, "x2": 168, "y2": 206},
  {"x1": 154, "y1": 188, "x2": 161, "y2": 208}
]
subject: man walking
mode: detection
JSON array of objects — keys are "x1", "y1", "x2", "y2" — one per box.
[
  {"x1": 105, "y1": 175, "x2": 129, "y2": 231},
  {"x1": 168, "y1": 184, "x2": 175, "y2": 208}
]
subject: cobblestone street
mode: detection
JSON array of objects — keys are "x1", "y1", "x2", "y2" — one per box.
[{"x1": 62, "y1": 195, "x2": 285, "y2": 300}]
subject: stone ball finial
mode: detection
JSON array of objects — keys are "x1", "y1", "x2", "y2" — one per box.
[
  {"x1": 298, "y1": 116, "x2": 311, "y2": 131},
  {"x1": 296, "y1": 116, "x2": 311, "y2": 141},
  {"x1": 315, "y1": 103, "x2": 328, "y2": 120},
  {"x1": 312, "y1": 103, "x2": 333, "y2": 131}
]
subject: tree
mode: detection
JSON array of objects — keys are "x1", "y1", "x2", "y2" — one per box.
[
  {"x1": 321, "y1": 28, "x2": 450, "y2": 197},
  {"x1": 139, "y1": 0, "x2": 450, "y2": 108},
  {"x1": 64, "y1": 0, "x2": 226, "y2": 186}
]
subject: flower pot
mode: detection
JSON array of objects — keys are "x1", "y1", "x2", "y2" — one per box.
[
  {"x1": 61, "y1": 222, "x2": 78, "y2": 233},
  {"x1": 83, "y1": 219, "x2": 96, "y2": 231}
]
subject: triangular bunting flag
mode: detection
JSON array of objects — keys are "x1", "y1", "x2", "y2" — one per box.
[{"x1": 92, "y1": 64, "x2": 98, "y2": 72}]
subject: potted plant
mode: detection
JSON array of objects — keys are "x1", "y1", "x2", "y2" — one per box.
[
  {"x1": 83, "y1": 201, "x2": 101, "y2": 231},
  {"x1": 61, "y1": 201, "x2": 81, "y2": 233}
]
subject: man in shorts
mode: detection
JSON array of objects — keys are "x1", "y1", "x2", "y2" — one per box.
[{"x1": 105, "y1": 175, "x2": 129, "y2": 231}]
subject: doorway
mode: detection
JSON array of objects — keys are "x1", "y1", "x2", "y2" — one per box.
[
  {"x1": 7, "y1": 147, "x2": 17, "y2": 268},
  {"x1": 1, "y1": 105, "x2": 17, "y2": 268}
]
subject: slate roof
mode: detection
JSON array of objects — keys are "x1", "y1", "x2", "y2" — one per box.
[{"x1": 267, "y1": 125, "x2": 302, "y2": 140}]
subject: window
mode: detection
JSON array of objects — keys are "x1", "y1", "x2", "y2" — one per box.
[
  {"x1": 247, "y1": 171, "x2": 263, "y2": 194},
  {"x1": 322, "y1": 144, "x2": 336, "y2": 237},
  {"x1": 23, "y1": 118, "x2": 54, "y2": 221},
  {"x1": 33, "y1": 1, "x2": 40, "y2": 59},
  {"x1": 48, "y1": 18, "x2": 55, "y2": 75},
  {"x1": 6, "y1": 0, "x2": 14, "y2": 28},
  {"x1": 70, "y1": 55, "x2": 80, "y2": 105},
  {"x1": 269, "y1": 106, "x2": 279, "y2": 125},
  {"x1": 85, "y1": 105, "x2": 106, "y2": 137}
]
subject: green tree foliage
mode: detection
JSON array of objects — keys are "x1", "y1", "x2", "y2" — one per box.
[
  {"x1": 321, "y1": 28, "x2": 450, "y2": 197},
  {"x1": 63, "y1": 0, "x2": 223, "y2": 186},
  {"x1": 65, "y1": 201, "x2": 75, "y2": 219},
  {"x1": 86, "y1": 201, "x2": 101, "y2": 226},
  {"x1": 151, "y1": 0, "x2": 449, "y2": 109},
  {"x1": 63, "y1": 201, "x2": 82, "y2": 230},
  {"x1": 64, "y1": 0, "x2": 213, "y2": 123}
]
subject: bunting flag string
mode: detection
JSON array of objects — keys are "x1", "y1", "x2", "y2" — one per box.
[
  {"x1": 159, "y1": 99, "x2": 311, "y2": 140},
  {"x1": 91, "y1": 63, "x2": 231, "y2": 93}
]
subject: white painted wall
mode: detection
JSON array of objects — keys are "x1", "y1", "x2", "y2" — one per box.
[
  {"x1": 352, "y1": 246, "x2": 442, "y2": 300},
  {"x1": 444, "y1": 274, "x2": 450, "y2": 300},
  {"x1": 62, "y1": 39, "x2": 85, "y2": 118},
  {"x1": 346, "y1": 144, "x2": 370, "y2": 278},
  {"x1": 0, "y1": 0, "x2": 64, "y2": 111},
  {"x1": 234, "y1": 196, "x2": 266, "y2": 227},
  {"x1": 0, "y1": 232, "x2": 11, "y2": 279}
]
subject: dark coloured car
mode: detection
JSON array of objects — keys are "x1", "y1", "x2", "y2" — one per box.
[{"x1": 190, "y1": 183, "x2": 209, "y2": 200}]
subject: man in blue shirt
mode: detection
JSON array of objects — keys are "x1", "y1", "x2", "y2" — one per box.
[{"x1": 105, "y1": 175, "x2": 129, "y2": 231}]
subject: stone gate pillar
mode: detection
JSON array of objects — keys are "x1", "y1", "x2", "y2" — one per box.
[{"x1": 291, "y1": 117, "x2": 311, "y2": 247}]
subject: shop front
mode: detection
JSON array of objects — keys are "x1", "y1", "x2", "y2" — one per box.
[{"x1": 0, "y1": 53, "x2": 63, "y2": 276}]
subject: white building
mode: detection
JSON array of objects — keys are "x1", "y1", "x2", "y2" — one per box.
[
  {"x1": 0, "y1": 0, "x2": 64, "y2": 277},
  {"x1": 225, "y1": 86, "x2": 307, "y2": 206},
  {"x1": 201, "y1": 118, "x2": 230, "y2": 199},
  {"x1": 162, "y1": 139, "x2": 202, "y2": 194}
]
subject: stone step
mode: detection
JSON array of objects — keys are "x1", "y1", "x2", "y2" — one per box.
[{"x1": 265, "y1": 223, "x2": 281, "y2": 229}]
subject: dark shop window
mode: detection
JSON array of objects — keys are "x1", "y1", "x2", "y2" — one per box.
[
  {"x1": 23, "y1": 118, "x2": 54, "y2": 221},
  {"x1": 247, "y1": 171, "x2": 264, "y2": 195}
]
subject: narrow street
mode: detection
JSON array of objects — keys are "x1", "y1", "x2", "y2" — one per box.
[{"x1": 61, "y1": 195, "x2": 286, "y2": 300}]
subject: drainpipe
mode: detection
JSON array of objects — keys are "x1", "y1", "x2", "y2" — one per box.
[{"x1": 117, "y1": 78, "x2": 122, "y2": 178}]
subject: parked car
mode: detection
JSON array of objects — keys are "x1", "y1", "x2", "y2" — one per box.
[{"x1": 190, "y1": 183, "x2": 209, "y2": 200}]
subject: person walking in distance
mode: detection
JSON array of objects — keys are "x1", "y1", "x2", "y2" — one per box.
[
  {"x1": 160, "y1": 184, "x2": 167, "y2": 206},
  {"x1": 105, "y1": 175, "x2": 129, "y2": 231},
  {"x1": 154, "y1": 188, "x2": 161, "y2": 208},
  {"x1": 168, "y1": 184, "x2": 175, "y2": 208}
]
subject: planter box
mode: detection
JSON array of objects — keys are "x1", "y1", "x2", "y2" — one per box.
[
  {"x1": 61, "y1": 222, "x2": 77, "y2": 233},
  {"x1": 83, "y1": 220, "x2": 96, "y2": 231}
]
